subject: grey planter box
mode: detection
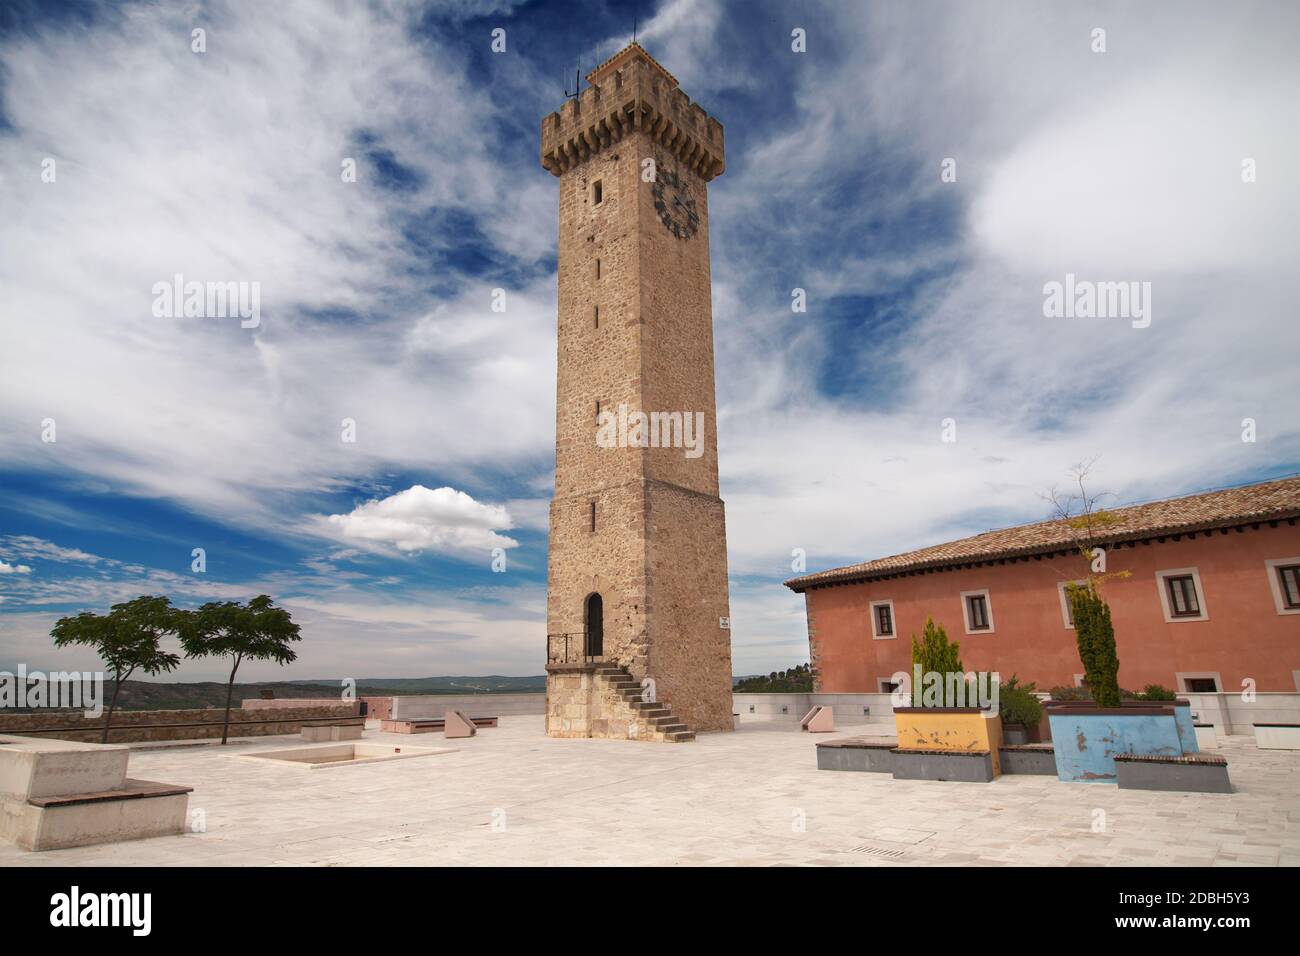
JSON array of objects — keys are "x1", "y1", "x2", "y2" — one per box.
[
  {"x1": 815, "y1": 739, "x2": 896, "y2": 773},
  {"x1": 1114, "y1": 753, "x2": 1232, "y2": 793},
  {"x1": 890, "y1": 748, "x2": 995, "y2": 783},
  {"x1": 999, "y1": 744, "x2": 1057, "y2": 775}
]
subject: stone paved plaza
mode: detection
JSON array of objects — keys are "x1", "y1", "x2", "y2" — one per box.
[{"x1": 4, "y1": 717, "x2": 1298, "y2": 867}]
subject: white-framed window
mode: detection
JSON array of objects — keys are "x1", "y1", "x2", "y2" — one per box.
[
  {"x1": 1265, "y1": 557, "x2": 1300, "y2": 615},
  {"x1": 870, "y1": 599, "x2": 895, "y2": 640},
  {"x1": 1072, "y1": 673, "x2": 1086, "y2": 688},
  {"x1": 1156, "y1": 567, "x2": 1208, "y2": 622},
  {"x1": 960, "y1": 589, "x2": 994, "y2": 634},
  {"x1": 1057, "y1": 580, "x2": 1086, "y2": 629}
]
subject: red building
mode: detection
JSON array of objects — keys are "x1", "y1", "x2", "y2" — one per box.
[{"x1": 785, "y1": 477, "x2": 1300, "y2": 695}]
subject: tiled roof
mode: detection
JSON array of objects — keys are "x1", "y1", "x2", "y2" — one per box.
[{"x1": 784, "y1": 476, "x2": 1300, "y2": 592}]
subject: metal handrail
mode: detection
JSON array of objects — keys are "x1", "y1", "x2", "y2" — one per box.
[{"x1": 546, "y1": 631, "x2": 605, "y2": 664}]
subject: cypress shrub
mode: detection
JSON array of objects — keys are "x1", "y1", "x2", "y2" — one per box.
[
  {"x1": 910, "y1": 617, "x2": 965, "y2": 707},
  {"x1": 1067, "y1": 582, "x2": 1121, "y2": 708}
]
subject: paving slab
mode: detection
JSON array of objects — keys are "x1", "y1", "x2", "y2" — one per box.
[{"x1": 1, "y1": 719, "x2": 1296, "y2": 866}]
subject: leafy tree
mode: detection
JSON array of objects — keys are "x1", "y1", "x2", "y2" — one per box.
[
  {"x1": 910, "y1": 617, "x2": 964, "y2": 706},
  {"x1": 51, "y1": 595, "x2": 183, "y2": 742},
  {"x1": 180, "y1": 595, "x2": 301, "y2": 744},
  {"x1": 734, "y1": 663, "x2": 813, "y2": 693}
]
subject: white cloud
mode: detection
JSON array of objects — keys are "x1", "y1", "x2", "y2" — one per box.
[
  {"x1": 700, "y1": 1, "x2": 1300, "y2": 574},
  {"x1": 320, "y1": 485, "x2": 518, "y2": 558},
  {"x1": 0, "y1": 562, "x2": 32, "y2": 575},
  {"x1": 0, "y1": 1, "x2": 556, "y2": 533}
]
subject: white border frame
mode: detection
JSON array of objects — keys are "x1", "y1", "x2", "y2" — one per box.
[
  {"x1": 1155, "y1": 567, "x2": 1209, "y2": 623},
  {"x1": 1265, "y1": 557, "x2": 1300, "y2": 615},
  {"x1": 1057, "y1": 580, "x2": 1085, "y2": 629},
  {"x1": 869, "y1": 599, "x2": 896, "y2": 640},
  {"x1": 960, "y1": 589, "x2": 995, "y2": 634}
]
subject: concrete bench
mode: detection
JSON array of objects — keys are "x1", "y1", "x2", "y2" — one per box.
[
  {"x1": 301, "y1": 720, "x2": 364, "y2": 742},
  {"x1": 380, "y1": 716, "x2": 498, "y2": 734},
  {"x1": 1114, "y1": 753, "x2": 1232, "y2": 793},
  {"x1": 1, "y1": 737, "x2": 192, "y2": 851},
  {"x1": 1253, "y1": 724, "x2": 1300, "y2": 750},
  {"x1": 800, "y1": 705, "x2": 834, "y2": 733},
  {"x1": 816, "y1": 738, "x2": 897, "y2": 773}
]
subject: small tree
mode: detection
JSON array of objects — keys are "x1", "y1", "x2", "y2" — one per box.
[
  {"x1": 180, "y1": 595, "x2": 301, "y2": 744},
  {"x1": 910, "y1": 617, "x2": 964, "y2": 706},
  {"x1": 1043, "y1": 460, "x2": 1128, "y2": 709},
  {"x1": 51, "y1": 595, "x2": 183, "y2": 742}
]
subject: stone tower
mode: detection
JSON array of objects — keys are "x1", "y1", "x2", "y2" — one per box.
[{"x1": 540, "y1": 43, "x2": 733, "y2": 739}]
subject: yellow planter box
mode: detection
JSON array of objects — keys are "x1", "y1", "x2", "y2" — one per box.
[{"x1": 893, "y1": 707, "x2": 1003, "y2": 776}]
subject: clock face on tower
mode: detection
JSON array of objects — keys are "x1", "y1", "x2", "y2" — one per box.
[{"x1": 651, "y1": 166, "x2": 699, "y2": 240}]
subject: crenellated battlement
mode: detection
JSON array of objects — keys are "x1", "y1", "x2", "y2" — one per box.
[{"x1": 540, "y1": 43, "x2": 724, "y2": 182}]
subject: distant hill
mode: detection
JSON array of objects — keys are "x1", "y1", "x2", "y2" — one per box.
[{"x1": 9, "y1": 675, "x2": 546, "y2": 712}]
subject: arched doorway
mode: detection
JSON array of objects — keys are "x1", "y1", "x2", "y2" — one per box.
[{"x1": 584, "y1": 593, "x2": 604, "y2": 659}]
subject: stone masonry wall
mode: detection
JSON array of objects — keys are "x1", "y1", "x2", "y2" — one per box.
[
  {"x1": 543, "y1": 70, "x2": 735, "y2": 735},
  {"x1": 547, "y1": 665, "x2": 692, "y2": 741},
  {"x1": 0, "y1": 703, "x2": 359, "y2": 743}
]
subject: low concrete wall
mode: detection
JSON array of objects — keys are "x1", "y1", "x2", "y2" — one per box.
[
  {"x1": 732, "y1": 692, "x2": 894, "y2": 726},
  {"x1": 389, "y1": 693, "x2": 545, "y2": 719},
  {"x1": 0, "y1": 704, "x2": 359, "y2": 743},
  {"x1": 737, "y1": 690, "x2": 1300, "y2": 740},
  {"x1": 1182, "y1": 692, "x2": 1300, "y2": 736}
]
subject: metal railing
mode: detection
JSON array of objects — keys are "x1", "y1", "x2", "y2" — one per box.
[{"x1": 547, "y1": 631, "x2": 605, "y2": 665}]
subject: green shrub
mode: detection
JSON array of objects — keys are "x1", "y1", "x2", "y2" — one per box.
[
  {"x1": 998, "y1": 674, "x2": 1043, "y2": 727},
  {"x1": 1138, "y1": 683, "x2": 1176, "y2": 701},
  {"x1": 1066, "y1": 582, "x2": 1120, "y2": 708},
  {"x1": 1048, "y1": 684, "x2": 1090, "y2": 701},
  {"x1": 910, "y1": 617, "x2": 964, "y2": 706}
]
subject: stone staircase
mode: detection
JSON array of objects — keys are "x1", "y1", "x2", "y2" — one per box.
[{"x1": 595, "y1": 664, "x2": 695, "y2": 742}]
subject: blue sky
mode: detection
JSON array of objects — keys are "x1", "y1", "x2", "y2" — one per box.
[{"x1": 1, "y1": 0, "x2": 1297, "y2": 681}]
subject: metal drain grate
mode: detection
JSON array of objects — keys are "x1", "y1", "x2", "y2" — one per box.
[{"x1": 848, "y1": 843, "x2": 906, "y2": 859}]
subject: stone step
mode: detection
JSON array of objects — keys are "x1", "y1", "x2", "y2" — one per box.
[
  {"x1": 664, "y1": 731, "x2": 695, "y2": 742},
  {"x1": 648, "y1": 715, "x2": 681, "y2": 727}
]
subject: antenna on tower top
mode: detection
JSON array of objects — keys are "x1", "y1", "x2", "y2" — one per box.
[
  {"x1": 632, "y1": 17, "x2": 637, "y2": 45},
  {"x1": 563, "y1": 57, "x2": 581, "y2": 98}
]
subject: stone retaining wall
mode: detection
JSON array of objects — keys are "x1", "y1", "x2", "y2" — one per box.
[{"x1": 0, "y1": 703, "x2": 359, "y2": 743}]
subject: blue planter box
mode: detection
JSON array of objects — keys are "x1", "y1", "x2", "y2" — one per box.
[
  {"x1": 1046, "y1": 705, "x2": 1186, "y2": 784},
  {"x1": 1172, "y1": 701, "x2": 1199, "y2": 754}
]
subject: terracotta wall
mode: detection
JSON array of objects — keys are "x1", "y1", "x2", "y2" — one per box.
[{"x1": 806, "y1": 522, "x2": 1300, "y2": 693}]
